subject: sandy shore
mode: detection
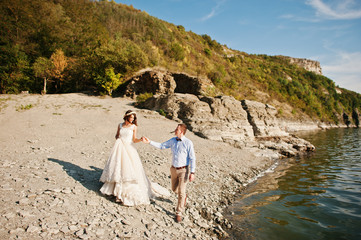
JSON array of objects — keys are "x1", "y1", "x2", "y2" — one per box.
[{"x1": 0, "y1": 93, "x2": 277, "y2": 239}]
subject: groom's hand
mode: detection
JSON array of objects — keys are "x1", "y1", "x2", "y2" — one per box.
[
  {"x1": 189, "y1": 173, "x2": 195, "y2": 182},
  {"x1": 143, "y1": 136, "x2": 150, "y2": 144}
]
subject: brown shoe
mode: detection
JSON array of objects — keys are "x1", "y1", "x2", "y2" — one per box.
[{"x1": 176, "y1": 215, "x2": 182, "y2": 223}]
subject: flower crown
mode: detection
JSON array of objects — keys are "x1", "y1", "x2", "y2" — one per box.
[{"x1": 124, "y1": 111, "x2": 136, "y2": 117}]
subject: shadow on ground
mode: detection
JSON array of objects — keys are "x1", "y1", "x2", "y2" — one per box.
[{"x1": 48, "y1": 158, "x2": 103, "y2": 192}]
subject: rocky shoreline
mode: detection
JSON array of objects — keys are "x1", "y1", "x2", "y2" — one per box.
[
  {"x1": 139, "y1": 93, "x2": 316, "y2": 158},
  {"x1": 0, "y1": 93, "x2": 350, "y2": 239}
]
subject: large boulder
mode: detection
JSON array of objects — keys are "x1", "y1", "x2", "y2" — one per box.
[
  {"x1": 125, "y1": 70, "x2": 176, "y2": 98},
  {"x1": 124, "y1": 69, "x2": 217, "y2": 98},
  {"x1": 196, "y1": 95, "x2": 254, "y2": 145},
  {"x1": 241, "y1": 100, "x2": 289, "y2": 137}
]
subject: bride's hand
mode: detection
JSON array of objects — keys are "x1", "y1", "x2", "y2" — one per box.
[{"x1": 142, "y1": 136, "x2": 150, "y2": 144}]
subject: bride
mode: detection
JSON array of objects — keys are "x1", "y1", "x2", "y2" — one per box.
[{"x1": 100, "y1": 110, "x2": 170, "y2": 206}]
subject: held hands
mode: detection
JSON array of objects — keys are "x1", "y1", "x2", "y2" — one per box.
[{"x1": 141, "y1": 136, "x2": 150, "y2": 144}]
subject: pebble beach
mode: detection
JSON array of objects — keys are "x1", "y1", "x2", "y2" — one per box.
[{"x1": 0, "y1": 93, "x2": 277, "y2": 239}]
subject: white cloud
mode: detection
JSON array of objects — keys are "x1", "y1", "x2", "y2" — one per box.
[
  {"x1": 201, "y1": 8, "x2": 217, "y2": 21},
  {"x1": 306, "y1": 0, "x2": 361, "y2": 20},
  {"x1": 280, "y1": 13, "x2": 321, "y2": 22},
  {"x1": 321, "y1": 51, "x2": 361, "y2": 93},
  {"x1": 200, "y1": 0, "x2": 226, "y2": 21}
]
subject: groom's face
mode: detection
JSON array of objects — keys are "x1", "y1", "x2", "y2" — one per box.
[{"x1": 174, "y1": 126, "x2": 182, "y2": 137}]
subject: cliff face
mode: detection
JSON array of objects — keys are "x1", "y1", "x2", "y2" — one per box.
[{"x1": 279, "y1": 56, "x2": 322, "y2": 75}]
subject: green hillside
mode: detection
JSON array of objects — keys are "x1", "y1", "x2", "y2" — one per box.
[{"x1": 1, "y1": 0, "x2": 360, "y2": 125}]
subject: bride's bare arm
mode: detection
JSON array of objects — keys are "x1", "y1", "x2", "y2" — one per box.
[
  {"x1": 115, "y1": 125, "x2": 120, "y2": 139},
  {"x1": 132, "y1": 125, "x2": 142, "y2": 143}
]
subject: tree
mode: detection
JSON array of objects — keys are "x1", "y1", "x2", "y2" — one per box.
[
  {"x1": 0, "y1": 44, "x2": 32, "y2": 93},
  {"x1": 33, "y1": 57, "x2": 52, "y2": 94},
  {"x1": 50, "y1": 49, "x2": 67, "y2": 92},
  {"x1": 93, "y1": 37, "x2": 148, "y2": 74},
  {"x1": 96, "y1": 67, "x2": 123, "y2": 96}
]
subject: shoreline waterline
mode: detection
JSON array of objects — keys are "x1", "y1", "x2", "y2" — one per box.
[{"x1": 224, "y1": 128, "x2": 361, "y2": 240}]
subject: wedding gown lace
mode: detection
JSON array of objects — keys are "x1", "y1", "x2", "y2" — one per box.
[{"x1": 100, "y1": 123, "x2": 170, "y2": 206}]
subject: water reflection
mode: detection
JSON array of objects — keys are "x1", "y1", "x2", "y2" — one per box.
[{"x1": 226, "y1": 129, "x2": 361, "y2": 240}]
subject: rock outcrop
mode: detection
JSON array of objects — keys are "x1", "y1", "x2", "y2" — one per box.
[
  {"x1": 341, "y1": 109, "x2": 360, "y2": 128},
  {"x1": 352, "y1": 109, "x2": 360, "y2": 128},
  {"x1": 140, "y1": 93, "x2": 315, "y2": 157},
  {"x1": 124, "y1": 68, "x2": 217, "y2": 98},
  {"x1": 279, "y1": 120, "x2": 320, "y2": 132},
  {"x1": 241, "y1": 100, "x2": 289, "y2": 137},
  {"x1": 343, "y1": 112, "x2": 352, "y2": 127},
  {"x1": 125, "y1": 69, "x2": 176, "y2": 97},
  {"x1": 280, "y1": 56, "x2": 322, "y2": 75}
]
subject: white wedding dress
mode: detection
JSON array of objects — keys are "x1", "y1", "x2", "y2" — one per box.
[{"x1": 100, "y1": 123, "x2": 170, "y2": 206}]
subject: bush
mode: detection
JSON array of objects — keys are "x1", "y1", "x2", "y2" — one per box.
[
  {"x1": 16, "y1": 104, "x2": 33, "y2": 111},
  {"x1": 136, "y1": 92, "x2": 153, "y2": 103},
  {"x1": 158, "y1": 109, "x2": 167, "y2": 117},
  {"x1": 168, "y1": 43, "x2": 185, "y2": 61},
  {"x1": 204, "y1": 48, "x2": 211, "y2": 57}
]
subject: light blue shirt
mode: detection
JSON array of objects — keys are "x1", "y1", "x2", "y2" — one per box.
[{"x1": 150, "y1": 136, "x2": 196, "y2": 173}]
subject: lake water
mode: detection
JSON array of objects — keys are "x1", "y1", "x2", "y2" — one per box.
[{"x1": 225, "y1": 128, "x2": 361, "y2": 240}]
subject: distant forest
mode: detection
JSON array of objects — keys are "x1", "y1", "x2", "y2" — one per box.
[{"x1": 1, "y1": 0, "x2": 360, "y2": 125}]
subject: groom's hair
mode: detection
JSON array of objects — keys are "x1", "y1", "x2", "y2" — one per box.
[{"x1": 178, "y1": 124, "x2": 187, "y2": 134}]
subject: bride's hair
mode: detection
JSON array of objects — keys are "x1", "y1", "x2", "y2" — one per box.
[{"x1": 123, "y1": 110, "x2": 138, "y2": 126}]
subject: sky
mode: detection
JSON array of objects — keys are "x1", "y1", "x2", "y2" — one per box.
[{"x1": 117, "y1": 0, "x2": 361, "y2": 94}]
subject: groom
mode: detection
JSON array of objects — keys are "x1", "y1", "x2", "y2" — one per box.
[{"x1": 143, "y1": 123, "x2": 196, "y2": 223}]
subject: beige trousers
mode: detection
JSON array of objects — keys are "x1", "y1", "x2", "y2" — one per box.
[{"x1": 170, "y1": 166, "x2": 189, "y2": 216}]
